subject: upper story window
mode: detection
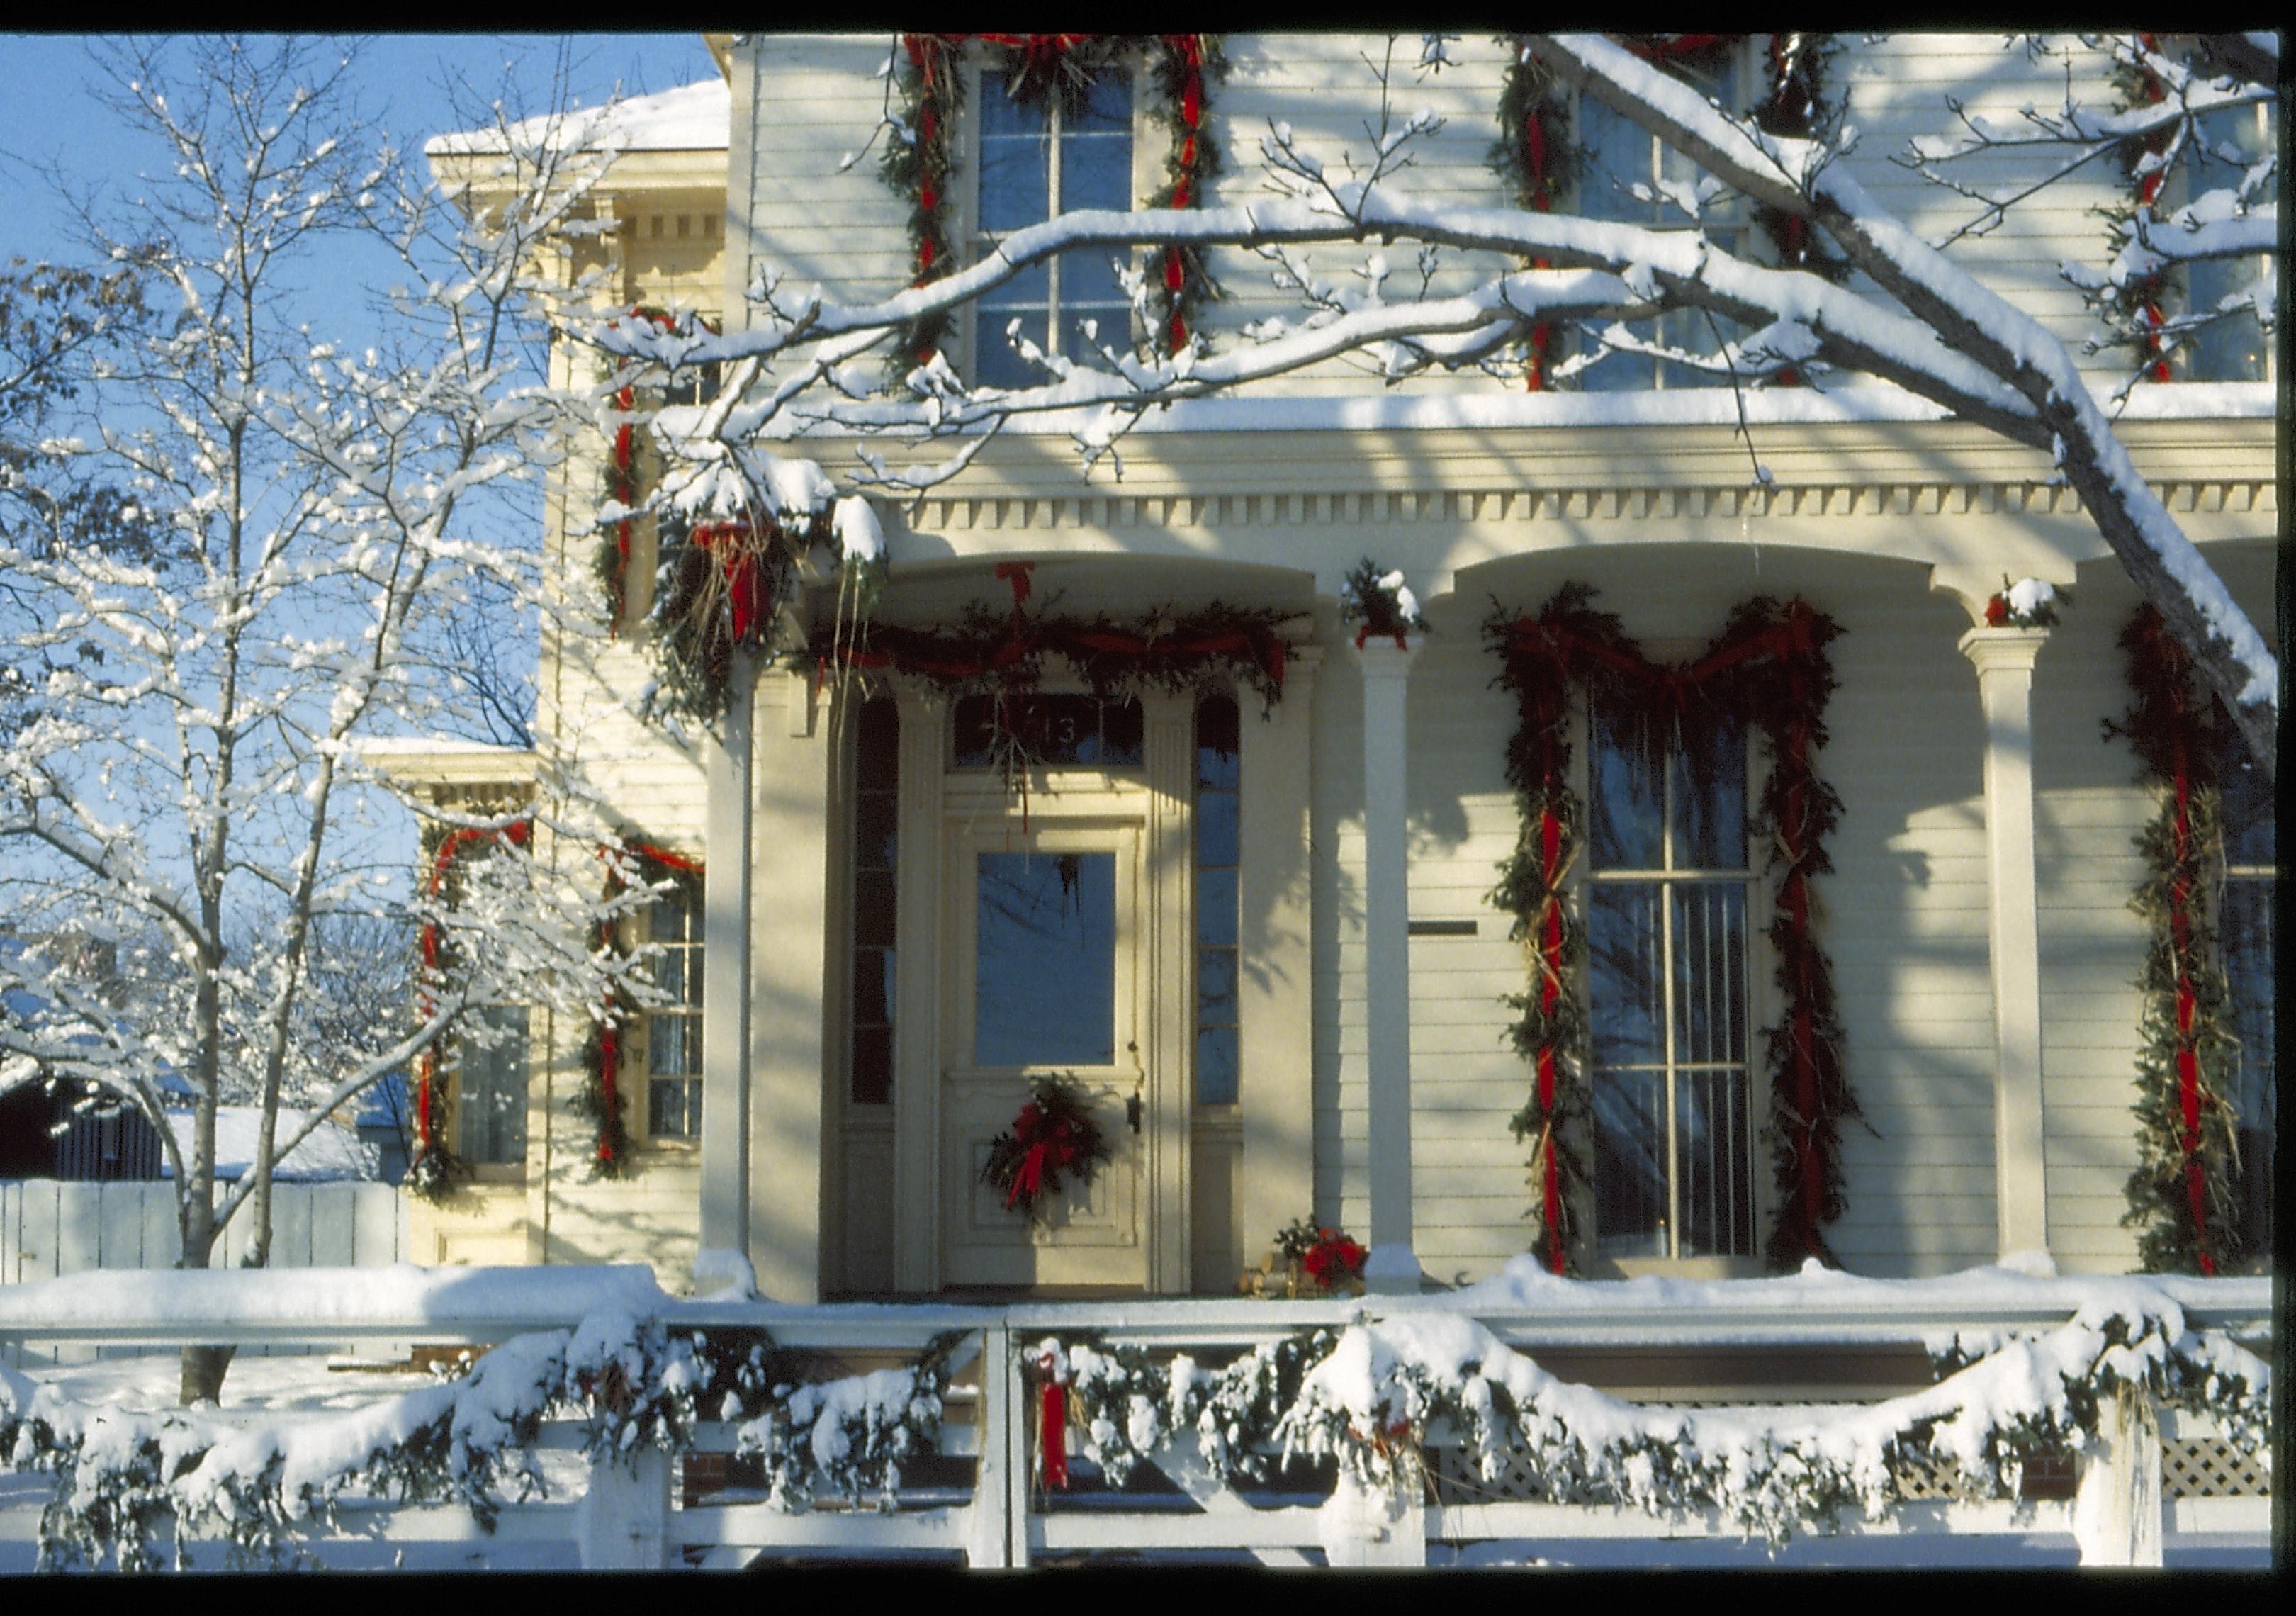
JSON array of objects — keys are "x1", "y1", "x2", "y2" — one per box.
[
  {"x1": 2178, "y1": 99, "x2": 2275, "y2": 383},
  {"x1": 2216, "y1": 709, "x2": 2273, "y2": 1264},
  {"x1": 1573, "y1": 43, "x2": 1750, "y2": 391},
  {"x1": 972, "y1": 64, "x2": 1135, "y2": 389},
  {"x1": 642, "y1": 882, "x2": 704, "y2": 1140},
  {"x1": 1585, "y1": 705, "x2": 1756, "y2": 1261}
]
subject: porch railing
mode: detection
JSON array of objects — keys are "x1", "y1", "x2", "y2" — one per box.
[{"x1": 0, "y1": 1271, "x2": 2271, "y2": 1569}]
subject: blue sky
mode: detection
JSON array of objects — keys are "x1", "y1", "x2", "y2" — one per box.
[{"x1": 0, "y1": 33, "x2": 719, "y2": 305}]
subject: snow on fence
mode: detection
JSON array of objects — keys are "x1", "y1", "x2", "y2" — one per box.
[
  {"x1": 0, "y1": 1262, "x2": 2272, "y2": 1570},
  {"x1": 1, "y1": 1180, "x2": 409, "y2": 1369}
]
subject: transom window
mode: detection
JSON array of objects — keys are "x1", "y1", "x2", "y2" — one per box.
[
  {"x1": 951, "y1": 693, "x2": 1143, "y2": 770},
  {"x1": 973, "y1": 65, "x2": 1135, "y2": 389},
  {"x1": 1585, "y1": 706, "x2": 1757, "y2": 1259},
  {"x1": 643, "y1": 883, "x2": 704, "y2": 1139}
]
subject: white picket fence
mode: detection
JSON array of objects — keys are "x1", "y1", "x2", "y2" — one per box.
[
  {"x1": 0, "y1": 1274, "x2": 2271, "y2": 1569},
  {"x1": 1, "y1": 1179, "x2": 407, "y2": 1369}
]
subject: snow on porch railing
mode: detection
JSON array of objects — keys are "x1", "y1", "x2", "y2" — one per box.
[{"x1": 0, "y1": 1262, "x2": 2272, "y2": 1570}]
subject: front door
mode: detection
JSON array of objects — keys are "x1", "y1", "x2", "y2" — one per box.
[{"x1": 940, "y1": 819, "x2": 1149, "y2": 1290}]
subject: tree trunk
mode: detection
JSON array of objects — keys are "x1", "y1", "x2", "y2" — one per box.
[{"x1": 179, "y1": 1343, "x2": 237, "y2": 1405}]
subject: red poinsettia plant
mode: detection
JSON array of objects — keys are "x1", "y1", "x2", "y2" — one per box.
[
  {"x1": 981, "y1": 1075, "x2": 1112, "y2": 1219},
  {"x1": 1276, "y1": 1217, "x2": 1368, "y2": 1291}
]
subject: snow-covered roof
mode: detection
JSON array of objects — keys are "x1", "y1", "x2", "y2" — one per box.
[
  {"x1": 354, "y1": 734, "x2": 532, "y2": 756},
  {"x1": 425, "y1": 77, "x2": 728, "y2": 157},
  {"x1": 162, "y1": 1106, "x2": 373, "y2": 1183}
]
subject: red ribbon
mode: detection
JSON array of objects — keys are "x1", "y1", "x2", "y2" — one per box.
[{"x1": 1040, "y1": 1379, "x2": 1069, "y2": 1489}]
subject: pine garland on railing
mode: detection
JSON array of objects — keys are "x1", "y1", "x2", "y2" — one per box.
[
  {"x1": 1030, "y1": 1295, "x2": 2266, "y2": 1551},
  {"x1": 2108, "y1": 607, "x2": 2245, "y2": 1274},
  {"x1": 0, "y1": 1317, "x2": 963, "y2": 1571},
  {"x1": 1486, "y1": 586, "x2": 1851, "y2": 1273}
]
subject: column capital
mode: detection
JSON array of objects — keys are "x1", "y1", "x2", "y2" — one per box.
[
  {"x1": 1344, "y1": 632, "x2": 1424, "y2": 676},
  {"x1": 1958, "y1": 624, "x2": 2051, "y2": 676}
]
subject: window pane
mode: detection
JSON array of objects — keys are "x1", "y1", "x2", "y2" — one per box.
[
  {"x1": 1589, "y1": 709, "x2": 1664, "y2": 870},
  {"x1": 852, "y1": 1026, "x2": 893, "y2": 1106},
  {"x1": 1062, "y1": 131, "x2": 1132, "y2": 213},
  {"x1": 1195, "y1": 697, "x2": 1241, "y2": 788},
  {"x1": 975, "y1": 851, "x2": 1117, "y2": 1065},
  {"x1": 856, "y1": 697, "x2": 901, "y2": 783},
  {"x1": 1671, "y1": 717, "x2": 1746, "y2": 868},
  {"x1": 650, "y1": 1077, "x2": 700, "y2": 1139},
  {"x1": 1675, "y1": 1066, "x2": 1753, "y2": 1257},
  {"x1": 1197, "y1": 946, "x2": 1237, "y2": 1022},
  {"x1": 2222, "y1": 877, "x2": 2274, "y2": 1261},
  {"x1": 1195, "y1": 789, "x2": 1239, "y2": 868},
  {"x1": 459, "y1": 1006, "x2": 529, "y2": 1165},
  {"x1": 855, "y1": 870, "x2": 897, "y2": 948},
  {"x1": 648, "y1": 1009, "x2": 699, "y2": 1077},
  {"x1": 1670, "y1": 883, "x2": 1748, "y2": 1067},
  {"x1": 2220, "y1": 719, "x2": 2274, "y2": 865},
  {"x1": 855, "y1": 792, "x2": 899, "y2": 871},
  {"x1": 1195, "y1": 1025, "x2": 1239, "y2": 1106},
  {"x1": 1594, "y1": 1067, "x2": 1667, "y2": 1257},
  {"x1": 852, "y1": 947, "x2": 892, "y2": 1026},
  {"x1": 2185, "y1": 104, "x2": 2272, "y2": 383},
  {"x1": 1588, "y1": 882, "x2": 1664, "y2": 1067},
  {"x1": 1195, "y1": 867, "x2": 1238, "y2": 948},
  {"x1": 1069, "y1": 71, "x2": 1132, "y2": 134}
]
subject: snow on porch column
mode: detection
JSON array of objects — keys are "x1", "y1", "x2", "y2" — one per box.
[
  {"x1": 1349, "y1": 632, "x2": 1423, "y2": 1293},
  {"x1": 1959, "y1": 624, "x2": 2052, "y2": 1260}
]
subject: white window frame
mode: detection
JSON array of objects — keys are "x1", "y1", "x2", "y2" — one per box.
[
  {"x1": 637, "y1": 880, "x2": 704, "y2": 1145},
  {"x1": 960, "y1": 52, "x2": 1149, "y2": 387},
  {"x1": 1577, "y1": 691, "x2": 1767, "y2": 1269}
]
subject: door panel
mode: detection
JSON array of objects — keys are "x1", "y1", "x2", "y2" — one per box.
[{"x1": 940, "y1": 822, "x2": 1148, "y2": 1290}]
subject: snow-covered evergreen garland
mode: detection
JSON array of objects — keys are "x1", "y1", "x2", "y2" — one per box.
[
  {"x1": 575, "y1": 841, "x2": 704, "y2": 1178},
  {"x1": 2103, "y1": 33, "x2": 2177, "y2": 383},
  {"x1": 1487, "y1": 586, "x2": 1851, "y2": 1272},
  {"x1": 2109, "y1": 607, "x2": 2246, "y2": 1274},
  {"x1": 1035, "y1": 1291, "x2": 2268, "y2": 1550},
  {"x1": 0, "y1": 1317, "x2": 960, "y2": 1570},
  {"x1": 1336, "y1": 558, "x2": 1426, "y2": 648},
  {"x1": 883, "y1": 34, "x2": 1222, "y2": 373}
]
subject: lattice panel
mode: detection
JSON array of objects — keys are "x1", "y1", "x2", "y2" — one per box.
[{"x1": 2163, "y1": 1436, "x2": 2270, "y2": 1498}]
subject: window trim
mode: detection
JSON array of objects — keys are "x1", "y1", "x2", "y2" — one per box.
[
  {"x1": 634, "y1": 877, "x2": 705, "y2": 1148},
  {"x1": 1575, "y1": 683, "x2": 1771, "y2": 1273},
  {"x1": 957, "y1": 51, "x2": 1152, "y2": 386}
]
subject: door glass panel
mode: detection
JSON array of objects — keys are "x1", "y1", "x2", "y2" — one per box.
[{"x1": 975, "y1": 851, "x2": 1117, "y2": 1065}]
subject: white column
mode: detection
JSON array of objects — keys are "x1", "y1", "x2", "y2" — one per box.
[
  {"x1": 746, "y1": 667, "x2": 831, "y2": 1302},
  {"x1": 1959, "y1": 625, "x2": 2052, "y2": 1261},
  {"x1": 697, "y1": 660, "x2": 753, "y2": 1281},
  {"x1": 1349, "y1": 634, "x2": 1422, "y2": 1293}
]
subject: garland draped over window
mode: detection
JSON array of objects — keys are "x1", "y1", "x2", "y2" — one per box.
[
  {"x1": 410, "y1": 817, "x2": 535, "y2": 1200},
  {"x1": 1492, "y1": 33, "x2": 1838, "y2": 389},
  {"x1": 577, "y1": 842, "x2": 706, "y2": 1179},
  {"x1": 882, "y1": 33, "x2": 1222, "y2": 371},
  {"x1": 1487, "y1": 586, "x2": 1850, "y2": 1273},
  {"x1": 2109, "y1": 607, "x2": 2242, "y2": 1274}
]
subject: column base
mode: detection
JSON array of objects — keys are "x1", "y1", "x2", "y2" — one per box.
[{"x1": 1363, "y1": 1242, "x2": 1424, "y2": 1294}]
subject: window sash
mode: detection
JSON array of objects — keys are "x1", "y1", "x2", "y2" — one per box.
[
  {"x1": 1585, "y1": 707, "x2": 1756, "y2": 1260},
  {"x1": 972, "y1": 64, "x2": 1135, "y2": 387}
]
